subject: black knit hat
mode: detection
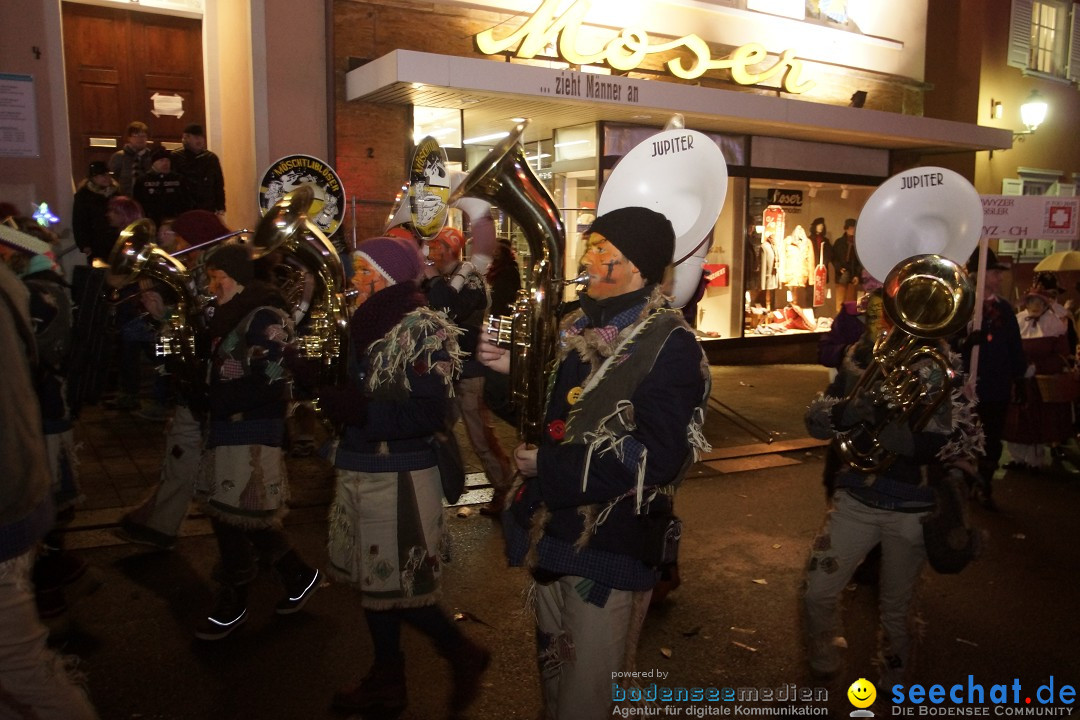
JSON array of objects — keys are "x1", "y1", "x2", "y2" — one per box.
[
  {"x1": 587, "y1": 207, "x2": 675, "y2": 284},
  {"x1": 205, "y1": 243, "x2": 253, "y2": 284},
  {"x1": 88, "y1": 161, "x2": 109, "y2": 178},
  {"x1": 151, "y1": 146, "x2": 171, "y2": 163}
]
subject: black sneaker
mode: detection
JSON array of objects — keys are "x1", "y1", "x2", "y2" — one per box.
[
  {"x1": 195, "y1": 586, "x2": 248, "y2": 641},
  {"x1": 276, "y1": 567, "x2": 320, "y2": 615}
]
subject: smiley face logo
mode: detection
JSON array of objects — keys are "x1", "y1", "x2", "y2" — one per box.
[{"x1": 847, "y1": 678, "x2": 876, "y2": 708}]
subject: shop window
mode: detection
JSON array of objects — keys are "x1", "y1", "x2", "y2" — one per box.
[
  {"x1": 1008, "y1": 0, "x2": 1080, "y2": 83},
  {"x1": 412, "y1": 106, "x2": 462, "y2": 148}
]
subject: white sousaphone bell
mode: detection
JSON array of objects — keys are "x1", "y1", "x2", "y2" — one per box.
[
  {"x1": 597, "y1": 118, "x2": 728, "y2": 308},
  {"x1": 856, "y1": 166, "x2": 982, "y2": 284}
]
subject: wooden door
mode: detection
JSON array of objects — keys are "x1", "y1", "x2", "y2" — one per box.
[{"x1": 62, "y1": 2, "x2": 204, "y2": 182}]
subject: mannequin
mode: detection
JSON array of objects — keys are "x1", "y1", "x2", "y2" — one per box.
[{"x1": 760, "y1": 231, "x2": 779, "y2": 310}]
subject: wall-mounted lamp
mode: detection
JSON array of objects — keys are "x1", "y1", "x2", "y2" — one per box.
[
  {"x1": 991, "y1": 99, "x2": 1003, "y2": 120},
  {"x1": 840, "y1": 185, "x2": 850, "y2": 200},
  {"x1": 1015, "y1": 89, "x2": 1048, "y2": 140}
]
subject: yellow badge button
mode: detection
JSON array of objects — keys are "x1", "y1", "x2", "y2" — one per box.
[{"x1": 566, "y1": 386, "x2": 583, "y2": 405}]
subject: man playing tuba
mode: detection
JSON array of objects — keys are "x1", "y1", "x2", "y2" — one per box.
[
  {"x1": 477, "y1": 207, "x2": 711, "y2": 720},
  {"x1": 802, "y1": 313, "x2": 981, "y2": 691}
]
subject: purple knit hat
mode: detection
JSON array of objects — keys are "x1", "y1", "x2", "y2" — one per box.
[{"x1": 355, "y1": 236, "x2": 423, "y2": 285}]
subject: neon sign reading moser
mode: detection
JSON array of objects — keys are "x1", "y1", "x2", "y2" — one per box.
[{"x1": 475, "y1": 0, "x2": 815, "y2": 93}]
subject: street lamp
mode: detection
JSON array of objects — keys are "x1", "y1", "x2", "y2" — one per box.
[{"x1": 1016, "y1": 89, "x2": 1048, "y2": 140}]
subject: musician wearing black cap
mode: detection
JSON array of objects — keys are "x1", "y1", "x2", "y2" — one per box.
[
  {"x1": 171, "y1": 123, "x2": 226, "y2": 215},
  {"x1": 477, "y1": 206, "x2": 711, "y2": 719},
  {"x1": 72, "y1": 161, "x2": 119, "y2": 261}
]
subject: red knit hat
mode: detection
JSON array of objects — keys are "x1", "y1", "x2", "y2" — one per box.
[{"x1": 172, "y1": 210, "x2": 230, "y2": 247}]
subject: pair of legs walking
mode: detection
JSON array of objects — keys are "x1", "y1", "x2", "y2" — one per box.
[
  {"x1": 533, "y1": 576, "x2": 651, "y2": 720},
  {"x1": 333, "y1": 605, "x2": 490, "y2": 716},
  {"x1": 196, "y1": 518, "x2": 321, "y2": 640},
  {"x1": 804, "y1": 491, "x2": 928, "y2": 687}
]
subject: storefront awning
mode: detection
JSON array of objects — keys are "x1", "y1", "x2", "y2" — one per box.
[{"x1": 346, "y1": 50, "x2": 1012, "y2": 155}]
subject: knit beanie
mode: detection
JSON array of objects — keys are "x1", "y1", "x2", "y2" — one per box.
[
  {"x1": 205, "y1": 243, "x2": 254, "y2": 285},
  {"x1": 355, "y1": 236, "x2": 423, "y2": 286},
  {"x1": 172, "y1": 210, "x2": 230, "y2": 247},
  {"x1": 587, "y1": 206, "x2": 675, "y2": 285}
]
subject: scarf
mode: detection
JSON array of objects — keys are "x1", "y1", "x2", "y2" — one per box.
[{"x1": 349, "y1": 281, "x2": 426, "y2": 357}]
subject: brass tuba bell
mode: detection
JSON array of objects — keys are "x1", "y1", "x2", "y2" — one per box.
[
  {"x1": 106, "y1": 218, "x2": 203, "y2": 384},
  {"x1": 250, "y1": 185, "x2": 351, "y2": 384},
  {"x1": 450, "y1": 120, "x2": 565, "y2": 444}
]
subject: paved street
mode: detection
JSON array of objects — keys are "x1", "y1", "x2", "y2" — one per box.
[{"x1": 50, "y1": 365, "x2": 1080, "y2": 719}]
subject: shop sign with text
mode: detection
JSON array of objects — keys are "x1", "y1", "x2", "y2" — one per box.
[
  {"x1": 475, "y1": 0, "x2": 816, "y2": 93},
  {"x1": 981, "y1": 195, "x2": 1079, "y2": 240},
  {"x1": 768, "y1": 188, "x2": 803, "y2": 208}
]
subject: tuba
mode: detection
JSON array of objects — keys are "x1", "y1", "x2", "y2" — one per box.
[
  {"x1": 449, "y1": 121, "x2": 565, "y2": 444},
  {"x1": 835, "y1": 167, "x2": 982, "y2": 472},
  {"x1": 108, "y1": 218, "x2": 205, "y2": 387},
  {"x1": 251, "y1": 185, "x2": 351, "y2": 385}
]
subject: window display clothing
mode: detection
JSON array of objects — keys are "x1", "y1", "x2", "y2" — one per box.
[
  {"x1": 760, "y1": 236, "x2": 779, "y2": 291},
  {"x1": 781, "y1": 226, "x2": 814, "y2": 287},
  {"x1": 745, "y1": 228, "x2": 762, "y2": 292}
]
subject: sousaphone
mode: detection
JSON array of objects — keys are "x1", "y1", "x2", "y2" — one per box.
[{"x1": 596, "y1": 119, "x2": 728, "y2": 307}]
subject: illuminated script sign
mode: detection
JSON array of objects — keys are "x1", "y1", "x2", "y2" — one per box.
[{"x1": 475, "y1": 0, "x2": 815, "y2": 93}]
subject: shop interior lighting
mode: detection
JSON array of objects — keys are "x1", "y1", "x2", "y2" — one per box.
[
  {"x1": 840, "y1": 185, "x2": 850, "y2": 200},
  {"x1": 463, "y1": 131, "x2": 511, "y2": 145},
  {"x1": 1016, "y1": 89, "x2": 1048, "y2": 140},
  {"x1": 991, "y1": 99, "x2": 1003, "y2": 120}
]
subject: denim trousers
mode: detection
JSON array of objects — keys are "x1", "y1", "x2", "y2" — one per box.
[{"x1": 0, "y1": 551, "x2": 98, "y2": 719}]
